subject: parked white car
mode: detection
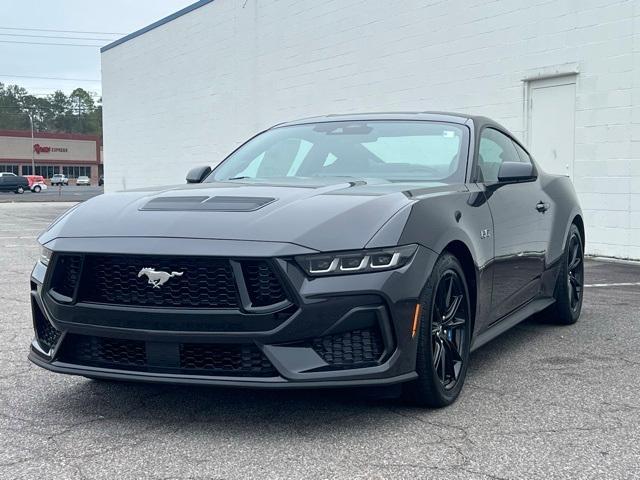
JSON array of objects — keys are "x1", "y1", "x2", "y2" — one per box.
[
  {"x1": 50, "y1": 174, "x2": 69, "y2": 186},
  {"x1": 76, "y1": 175, "x2": 91, "y2": 186}
]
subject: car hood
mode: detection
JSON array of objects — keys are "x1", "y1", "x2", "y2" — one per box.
[{"x1": 40, "y1": 179, "x2": 458, "y2": 251}]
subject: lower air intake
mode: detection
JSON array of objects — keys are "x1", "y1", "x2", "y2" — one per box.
[
  {"x1": 56, "y1": 334, "x2": 278, "y2": 378},
  {"x1": 33, "y1": 304, "x2": 61, "y2": 352},
  {"x1": 180, "y1": 343, "x2": 276, "y2": 377},
  {"x1": 59, "y1": 334, "x2": 146, "y2": 370},
  {"x1": 312, "y1": 327, "x2": 384, "y2": 369}
]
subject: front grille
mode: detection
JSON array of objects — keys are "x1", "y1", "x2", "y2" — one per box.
[
  {"x1": 50, "y1": 254, "x2": 82, "y2": 298},
  {"x1": 49, "y1": 253, "x2": 291, "y2": 310},
  {"x1": 78, "y1": 254, "x2": 240, "y2": 309},
  {"x1": 59, "y1": 334, "x2": 146, "y2": 369},
  {"x1": 242, "y1": 260, "x2": 287, "y2": 307},
  {"x1": 180, "y1": 343, "x2": 276, "y2": 377},
  {"x1": 33, "y1": 304, "x2": 61, "y2": 351},
  {"x1": 312, "y1": 327, "x2": 384, "y2": 369}
]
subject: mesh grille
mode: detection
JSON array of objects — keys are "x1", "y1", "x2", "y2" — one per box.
[
  {"x1": 59, "y1": 334, "x2": 146, "y2": 369},
  {"x1": 50, "y1": 254, "x2": 82, "y2": 298},
  {"x1": 242, "y1": 260, "x2": 287, "y2": 307},
  {"x1": 180, "y1": 343, "x2": 276, "y2": 377},
  {"x1": 33, "y1": 306, "x2": 61, "y2": 351},
  {"x1": 57, "y1": 335, "x2": 277, "y2": 377},
  {"x1": 312, "y1": 328, "x2": 384, "y2": 369},
  {"x1": 78, "y1": 254, "x2": 239, "y2": 309}
]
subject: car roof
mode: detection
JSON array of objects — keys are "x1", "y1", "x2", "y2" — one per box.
[{"x1": 273, "y1": 111, "x2": 500, "y2": 128}]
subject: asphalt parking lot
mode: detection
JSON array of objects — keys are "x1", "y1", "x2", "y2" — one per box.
[
  {"x1": 1, "y1": 203, "x2": 639, "y2": 480},
  {"x1": 0, "y1": 185, "x2": 103, "y2": 203}
]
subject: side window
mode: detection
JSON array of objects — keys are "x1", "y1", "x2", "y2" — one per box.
[
  {"x1": 477, "y1": 128, "x2": 519, "y2": 183},
  {"x1": 512, "y1": 141, "x2": 533, "y2": 165}
]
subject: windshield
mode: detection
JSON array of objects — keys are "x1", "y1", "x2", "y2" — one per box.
[{"x1": 208, "y1": 121, "x2": 469, "y2": 183}]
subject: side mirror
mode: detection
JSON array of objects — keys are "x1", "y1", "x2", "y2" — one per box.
[
  {"x1": 497, "y1": 162, "x2": 535, "y2": 183},
  {"x1": 186, "y1": 166, "x2": 211, "y2": 184}
]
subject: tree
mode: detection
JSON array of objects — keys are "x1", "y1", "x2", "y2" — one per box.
[
  {"x1": 0, "y1": 83, "x2": 31, "y2": 130},
  {"x1": 0, "y1": 82, "x2": 102, "y2": 135}
]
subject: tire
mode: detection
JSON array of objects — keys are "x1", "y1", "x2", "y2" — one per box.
[
  {"x1": 546, "y1": 224, "x2": 584, "y2": 325},
  {"x1": 15, "y1": 186, "x2": 24, "y2": 194},
  {"x1": 33, "y1": 185, "x2": 41, "y2": 193},
  {"x1": 402, "y1": 253, "x2": 472, "y2": 407}
]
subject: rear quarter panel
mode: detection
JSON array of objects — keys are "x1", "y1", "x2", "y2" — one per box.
[{"x1": 540, "y1": 173, "x2": 583, "y2": 265}]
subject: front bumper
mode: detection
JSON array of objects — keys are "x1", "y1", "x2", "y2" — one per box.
[{"x1": 29, "y1": 238, "x2": 437, "y2": 388}]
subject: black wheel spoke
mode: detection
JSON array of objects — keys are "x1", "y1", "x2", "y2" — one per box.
[
  {"x1": 569, "y1": 242, "x2": 579, "y2": 265},
  {"x1": 443, "y1": 336, "x2": 463, "y2": 363},
  {"x1": 443, "y1": 294, "x2": 462, "y2": 323},
  {"x1": 569, "y1": 254, "x2": 581, "y2": 271},
  {"x1": 569, "y1": 274, "x2": 582, "y2": 288},
  {"x1": 445, "y1": 275, "x2": 453, "y2": 307},
  {"x1": 440, "y1": 337, "x2": 462, "y2": 381},
  {"x1": 433, "y1": 340, "x2": 443, "y2": 375},
  {"x1": 446, "y1": 316, "x2": 466, "y2": 329}
]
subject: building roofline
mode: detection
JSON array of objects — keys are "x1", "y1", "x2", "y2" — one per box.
[
  {"x1": 0, "y1": 129, "x2": 101, "y2": 142},
  {"x1": 101, "y1": 0, "x2": 215, "y2": 53}
]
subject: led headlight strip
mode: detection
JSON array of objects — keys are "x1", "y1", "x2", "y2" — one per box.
[
  {"x1": 40, "y1": 246, "x2": 53, "y2": 267},
  {"x1": 296, "y1": 244, "x2": 418, "y2": 277}
]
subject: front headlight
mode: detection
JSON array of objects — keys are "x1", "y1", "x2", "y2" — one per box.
[
  {"x1": 39, "y1": 246, "x2": 52, "y2": 266},
  {"x1": 296, "y1": 244, "x2": 417, "y2": 277}
]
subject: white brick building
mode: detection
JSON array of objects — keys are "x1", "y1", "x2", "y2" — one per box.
[{"x1": 101, "y1": 0, "x2": 640, "y2": 259}]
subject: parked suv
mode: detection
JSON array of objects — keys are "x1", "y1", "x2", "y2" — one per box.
[
  {"x1": 0, "y1": 173, "x2": 29, "y2": 193},
  {"x1": 50, "y1": 174, "x2": 69, "y2": 186}
]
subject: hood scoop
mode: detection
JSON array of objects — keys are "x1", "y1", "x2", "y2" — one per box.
[{"x1": 140, "y1": 195, "x2": 276, "y2": 212}]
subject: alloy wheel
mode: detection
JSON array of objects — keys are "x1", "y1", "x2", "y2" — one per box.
[
  {"x1": 431, "y1": 270, "x2": 469, "y2": 390},
  {"x1": 567, "y1": 233, "x2": 584, "y2": 312}
]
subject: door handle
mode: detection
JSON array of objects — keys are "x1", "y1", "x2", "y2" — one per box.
[{"x1": 536, "y1": 201, "x2": 550, "y2": 213}]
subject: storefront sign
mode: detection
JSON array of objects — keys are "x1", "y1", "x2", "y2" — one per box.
[{"x1": 33, "y1": 144, "x2": 68, "y2": 154}]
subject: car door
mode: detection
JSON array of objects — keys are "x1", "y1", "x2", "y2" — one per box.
[
  {"x1": 0, "y1": 175, "x2": 16, "y2": 191},
  {"x1": 478, "y1": 127, "x2": 552, "y2": 321}
]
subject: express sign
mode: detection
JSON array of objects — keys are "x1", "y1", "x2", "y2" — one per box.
[{"x1": 33, "y1": 144, "x2": 68, "y2": 154}]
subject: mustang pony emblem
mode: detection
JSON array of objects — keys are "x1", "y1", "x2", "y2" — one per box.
[{"x1": 138, "y1": 267, "x2": 183, "y2": 288}]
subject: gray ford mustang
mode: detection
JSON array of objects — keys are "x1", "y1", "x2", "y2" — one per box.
[{"x1": 29, "y1": 112, "x2": 584, "y2": 407}]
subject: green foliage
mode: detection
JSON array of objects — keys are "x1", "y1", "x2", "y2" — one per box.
[{"x1": 0, "y1": 82, "x2": 102, "y2": 136}]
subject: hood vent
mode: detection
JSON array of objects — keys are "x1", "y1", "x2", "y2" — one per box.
[{"x1": 140, "y1": 196, "x2": 276, "y2": 212}]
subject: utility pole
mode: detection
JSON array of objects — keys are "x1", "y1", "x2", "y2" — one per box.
[{"x1": 28, "y1": 112, "x2": 35, "y2": 175}]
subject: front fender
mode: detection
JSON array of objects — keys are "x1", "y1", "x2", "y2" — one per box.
[{"x1": 397, "y1": 189, "x2": 493, "y2": 269}]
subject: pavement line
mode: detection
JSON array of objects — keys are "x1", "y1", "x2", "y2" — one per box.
[{"x1": 585, "y1": 282, "x2": 640, "y2": 288}]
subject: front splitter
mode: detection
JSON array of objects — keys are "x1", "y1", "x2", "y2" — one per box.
[{"x1": 28, "y1": 351, "x2": 417, "y2": 389}]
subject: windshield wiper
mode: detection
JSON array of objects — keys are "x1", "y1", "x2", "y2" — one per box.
[{"x1": 226, "y1": 176, "x2": 252, "y2": 181}]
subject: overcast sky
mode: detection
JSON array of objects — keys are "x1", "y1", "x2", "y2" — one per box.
[{"x1": 0, "y1": 0, "x2": 195, "y2": 98}]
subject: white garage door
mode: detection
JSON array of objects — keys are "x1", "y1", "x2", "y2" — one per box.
[{"x1": 527, "y1": 75, "x2": 577, "y2": 177}]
